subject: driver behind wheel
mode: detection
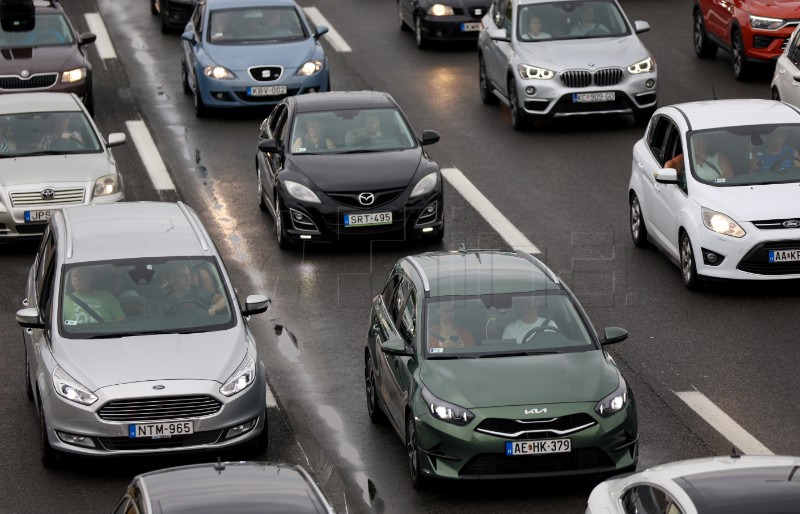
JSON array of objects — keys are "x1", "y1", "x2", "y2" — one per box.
[
  {"x1": 37, "y1": 113, "x2": 83, "y2": 150},
  {"x1": 147, "y1": 262, "x2": 226, "y2": 317},
  {"x1": 751, "y1": 127, "x2": 800, "y2": 173},
  {"x1": 502, "y1": 296, "x2": 557, "y2": 344}
]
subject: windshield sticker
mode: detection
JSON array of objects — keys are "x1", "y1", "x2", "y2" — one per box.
[
  {"x1": 713, "y1": 178, "x2": 726, "y2": 183},
  {"x1": 430, "y1": 347, "x2": 443, "y2": 353},
  {"x1": 64, "y1": 320, "x2": 77, "y2": 325},
  {"x1": 296, "y1": 147, "x2": 307, "y2": 152}
]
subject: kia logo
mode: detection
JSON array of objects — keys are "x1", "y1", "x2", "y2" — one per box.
[
  {"x1": 152, "y1": 385, "x2": 165, "y2": 390},
  {"x1": 21, "y1": 69, "x2": 30, "y2": 78},
  {"x1": 783, "y1": 219, "x2": 800, "y2": 228},
  {"x1": 358, "y1": 192, "x2": 375, "y2": 206},
  {"x1": 41, "y1": 188, "x2": 55, "y2": 200},
  {"x1": 524, "y1": 407, "x2": 547, "y2": 415}
]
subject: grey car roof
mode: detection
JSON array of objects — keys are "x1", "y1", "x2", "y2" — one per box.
[
  {"x1": 57, "y1": 202, "x2": 215, "y2": 263},
  {"x1": 293, "y1": 91, "x2": 395, "y2": 113},
  {"x1": 0, "y1": 92, "x2": 82, "y2": 115},
  {"x1": 205, "y1": 0, "x2": 297, "y2": 10}
]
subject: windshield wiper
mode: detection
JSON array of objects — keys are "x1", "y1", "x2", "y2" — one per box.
[
  {"x1": 18, "y1": 150, "x2": 77, "y2": 157},
  {"x1": 336, "y1": 149, "x2": 385, "y2": 154},
  {"x1": 479, "y1": 351, "x2": 560, "y2": 358},
  {"x1": 428, "y1": 354, "x2": 475, "y2": 360}
]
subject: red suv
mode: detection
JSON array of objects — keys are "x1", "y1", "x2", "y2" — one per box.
[{"x1": 693, "y1": 0, "x2": 800, "y2": 80}]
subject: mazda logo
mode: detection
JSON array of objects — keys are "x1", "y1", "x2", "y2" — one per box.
[
  {"x1": 358, "y1": 192, "x2": 375, "y2": 206},
  {"x1": 41, "y1": 188, "x2": 55, "y2": 200},
  {"x1": 152, "y1": 385, "x2": 165, "y2": 390},
  {"x1": 21, "y1": 69, "x2": 30, "y2": 78},
  {"x1": 783, "y1": 219, "x2": 800, "y2": 228}
]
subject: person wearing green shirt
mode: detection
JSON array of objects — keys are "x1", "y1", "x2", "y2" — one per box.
[{"x1": 62, "y1": 267, "x2": 126, "y2": 324}]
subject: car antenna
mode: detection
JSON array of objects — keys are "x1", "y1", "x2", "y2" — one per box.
[
  {"x1": 214, "y1": 457, "x2": 226, "y2": 474},
  {"x1": 459, "y1": 242, "x2": 466, "y2": 253},
  {"x1": 730, "y1": 447, "x2": 741, "y2": 459},
  {"x1": 711, "y1": 84, "x2": 718, "y2": 101}
]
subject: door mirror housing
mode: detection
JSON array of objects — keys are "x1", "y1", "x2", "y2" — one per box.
[
  {"x1": 314, "y1": 25, "x2": 329, "y2": 39},
  {"x1": 602, "y1": 327, "x2": 628, "y2": 345},
  {"x1": 489, "y1": 28, "x2": 510, "y2": 42},
  {"x1": 633, "y1": 20, "x2": 650, "y2": 34},
  {"x1": 655, "y1": 168, "x2": 679, "y2": 184},
  {"x1": 242, "y1": 294, "x2": 270, "y2": 316},
  {"x1": 420, "y1": 130, "x2": 440, "y2": 146},
  {"x1": 107, "y1": 133, "x2": 126, "y2": 148},
  {"x1": 258, "y1": 138, "x2": 281, "y2": 153},
  {"x1": 78, "y1": 32, "x2": 97, "y2": 45},
  {"x1": 181, "y1": 31, "x2": 196, "y2": 43},
  {"x1": 16, "y1": 307, "x2": 45, "y2": 329},
  {"x1": 380, "y1": 337, "x2": 414, "y2": 356}
]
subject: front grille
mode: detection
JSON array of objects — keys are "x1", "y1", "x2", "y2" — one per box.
[
  {"x1": 9, "y1": 188, "x2": 85, "y2": 207},
  {"x1": 737, "y1": 240, "x2": 800, "y2": 275},
  {"x1": 98, "y1": 429, "x2": 223, "y2": 451},
  {"x1": 593, "y1": 67, "x2": 623, "y2": 86},
  {"x1": 560, "y1": 68, "x2": 623, "y2": 88},
  {"x1": 0, "y1": 73, "x2": 58, "y2": 91},
  {"x1": 327, "y1": 188, "x2": 405, "y2": 209},
  {"x1": 460, "y1": 448, "x2": 614, "y2": 476},
  {"x1": 476, "y1": 413, "x2": 597, "y2": 439},
  {"x1": 234, "y1": 87, "x2": 300, "y2": 103},
  {"x1": 248, "y1": 66, "x2": 283, "y2": 82},
  {"x1": 97, "y1": 395, "x2": 222, "y2": 422},
  {"x1": 561, "y1": 70, "x2": 591, "y2": 88},
  {"x1": 752, "y1": 218, "x2": 800, "y2": 230},
  {"x1": 15, "y1": 224, "x2": 47, "y2": 234}
]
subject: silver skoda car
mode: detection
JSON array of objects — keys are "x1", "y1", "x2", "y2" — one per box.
[
  {"x1": 478, "y1": 0, "x2": 657, "y2": 130},
  {"x1": 16, "y1": 202, "x2": 270, "y2": 465}
]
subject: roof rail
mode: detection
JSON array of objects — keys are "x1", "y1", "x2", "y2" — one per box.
[
  {"x1": 176, "y1": 201, "x2": 210, "y2": 252},
  {"x1": 515, "y1": 250, "x2": 559, "y2": 284},
  {"x1": 405, "y1": 256, "x2": 430, "y2": 294},
  {"x1": 61, "y1": 208, "x2": 73, "y2": 259}
]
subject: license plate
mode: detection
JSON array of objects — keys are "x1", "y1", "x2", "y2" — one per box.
[
  {"x1": 128, "y1": 421, "x2": 194, "y2": 439},
  {"x1": 24, "y1": 210, "x2": 53, "y2": 223},
  {"x1": 769, "y1": 249, "x2": 800, "y2": 262},
  {"x1": 572, "y1": 92, "x2": 615, "y2": 103},
  {"x1": 505, "y1": 438, "x2": 571, "y2": 456},
  {"x1": 344, "y1": 212, "x2": 392, "y2": 227},
  {"x1": 247, "y1": 85, "x2": 287, "y2": 97},
  {"x1": 461, "y1": 22, "x2": 482, "y2": 32}
]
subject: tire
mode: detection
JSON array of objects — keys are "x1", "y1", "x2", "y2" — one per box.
[
  {"x1": 160, "y1": 9, "x2": 170, "y2": 34},
  {"x1": 414, "y1": 16, "x2": 428, "y2": 50},
  {"x1": 679, "y1": 231, "x2": 701, "y2": 290},
  {"x1": 193, "y1": 75, "x2": 208, "y2": 118},
  {"x1": 732, "y1": 29, "x2": 750, "y2": 81},
  {"x1": 24, "y1": 345, "x2": 33, "y2": 402},
  {"x1": 479, "y1": 55, "x2": 498, "y2": 105},
  {"x1": 633, "y1": 105, "x2": 656, "y2": 126},
  {"x1": 38, "y1": 394, "x2": 58, "y2": 467},
  {"x1": 257, "y1": 166, "x2": 268, "y2": 211},
  {"x1": 398, "y1": 1, "x2": 410, "y2": 32},
  {"x1": 508, "y1": 79, "x2": 530, "y2": 131},
  {"x1": 151, "y1": 0, "x2": 158, "y2": 15},
  {"x1": 629, "y1": 193, "x2": 648, "y2": 248},
  {"x1": 365, "y1": 357, "x2": 387, "y2": 425},
  {"x1": 181, "y1": 61, "x2": 191, "y2": 95},
  {"x1": 274, "y1": 195, "x2": 295, "y2": 250},
  {"x1": 772, "y1": 87, "x2": 781, "y2": 101},
  {"x1": 693, "y1": 10, "x2": 717, "y2": 59},
  {"x1": 406, "y1": 412, "x2": 429, "y2": 489}
]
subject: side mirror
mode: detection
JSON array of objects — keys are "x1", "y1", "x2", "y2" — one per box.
[
  {"x1": 602, "y1": 327, "x2": 628, "y2": 345},
  {"x1": 78, "y1": 32, "x2": 97, "y2": 45},
  {"x1": 633, "y1": 21, "x2": 650, "y2": 34},
  {"x1": 258, "y1": 138, "x2": 281, "y2": 153},
  {"x1": 490, "y1": 28, "x2": 510, "y2": 42},
  {"x1": 242, "y1": 294, "x2": 270, "y2": 316},
  {"x1": 17, "y1": 308, "x2": 45, "y2": 329},
  {"x1": 420, "y1": 130, "x2": 440, "y2": 146},
  {"x1": 181, "y1": 31, "x2": 196, "y2": 43},
  {"x1": 380, "y1": 337, "x2": 413, "y2": 356},
  {"x1": 654, "y1": 168, "x2": 679, "y2": 184},
  {"x1": 107, "y1": 133, "x2": 126, "y2": 148},
  {"x1": 314, "y1": 25, "x2": 329, "y2": 39}
]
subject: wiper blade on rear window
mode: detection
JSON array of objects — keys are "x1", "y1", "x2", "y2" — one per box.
[{"x1": 478, "y1": 351, "x2": 560, "y2": 358}]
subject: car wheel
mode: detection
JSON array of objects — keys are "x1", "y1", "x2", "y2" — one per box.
[
  {"x1": 274, "y1": 195, "x2": 295, "y2": 250},
  {"x1": 693, "y1": 10, "x2": 717, "y2": 59},
  {"x1": 772, "y1": 87, "x2": 781, "y2": 101},
  {"x1": 181, "y1": 61, "x2": 191, "y2": 95},
  {"x1": 415, "y1": 15, "x2": 428, "y2": 50},
  {"x1": 24, "y1": 345, "x2": 33, "y2": 402},
  {"x1": 629, "y1": 193, "x2": 648, "y2": 248},
  {"x1": 633, "y1": 105, "x2": 656, "y2": 126},
  {"x1": 479, "y1": 55, "x2": 498, "y2": 105},
  {"x1": 680, "y1": 231, "x2": 701, "y2": 290},
  {"x1": 193, "y1": 74, "x2": 208, "y2": 118},
  {"x1": 406, "y1": 412, "x2": 429, "y2": 489},
  {"x1": 365, "y1": 357, "x2": 387, "y2": 424},
  {"x1": 257, "y1": 167, "x2": 268, "y2": 211},
  {"x1": 151, "y1": 0, "x2": 158, "y2": 15},
  {"x1": 508, "y1": 79, "x2": 530, "y2": 131},
  {"x1": 38, "y1": 394, "x2": 58, "y2": 467},
  {"x1": 732, "y1": 29, "x2": 750, "y2": 81},
  {"x1": 398, "y1": 1, "x2": 410, "y2": 32}
]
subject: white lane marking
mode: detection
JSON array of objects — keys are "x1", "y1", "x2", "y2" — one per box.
[
  {"x1": 442, "y1": 167, "x2": 541, "y2": 254},
  {"x1": 676, "y1": 391, "x2": 773, "y2": 455},
  {"x1": 125, "y1": 120, "x2": 176, "y2": 191},
  {"x1": 303, "y1": 7, "x2": 352, "y2": 53},
  {"x1": 84, "y1": 13, "x2": 117, "y2": 60},
  {"x1": 266, "y1": 383, "x2": 278, "y2": 409}
]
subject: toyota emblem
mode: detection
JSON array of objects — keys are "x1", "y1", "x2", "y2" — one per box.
[
  {"x1": 783, "y1": 219, "x2": 800, "y2": 228},
  {"x1": 41, "y1": 188, "x2": 55, "y2": 200},
  {"x1": 358, "y1": 192, "x2": 375, "y2": 206},
  {"x1": 21, "y1": 69, "x2": 30, "y2": 78},
  {"x1": 152, "y1": 385, "x2": 165, "y2": 390}
]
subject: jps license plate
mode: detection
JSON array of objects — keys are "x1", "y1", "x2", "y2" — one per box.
[
  {"x1": 573, "y1": 92, "x2": 615, "y2": 103},
  {"x1": 505, "y1": 438, "x2": 571, "y2": 456},
  {"x1": 769, "y1": 249, "x2": 800, "y2": 262},
  {"x1": 461, "y1": 22, "x2": 482, "y2": 31},
  {"x1": 24, "y1": 210, "x2": 53, "y2": 223},
  {"x1": 129, "y1": 421, "x2": 194, "y2": 439},
  {"x1": 247, "y1": 85, "x2": 288, "y2": 96},
  {"x1": 344, "y1": 212, "x2": 392, "y2": 227}
]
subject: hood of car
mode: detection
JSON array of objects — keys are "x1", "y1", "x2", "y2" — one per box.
[
  {"x1": 0, "y1": 153, "x2": 113, "y2": 187},
  {"x1": 515, "y1": 35, "x2": 647, "y2": 71},
  {"x1": 691, "y1": 182, "x2": 800, "y2": 222},
  {"x1": 747, "y1": 0, "x2": 800, "y2": 17},
  {"x1": 420, "y1": 350, "x2": 620, "y2": 409},
  {"x1": 288, "y1": 149, "x2": 422, "y2": 192},
  {"x1": 0, "y1": 45, "x2": 83, "y2": 74},
  {"x1": 203, "y1": 39, "x2": 316, "y2": 71},
  {"x1": 54, "y1": 330, "x2": 247, "y2": 391}
]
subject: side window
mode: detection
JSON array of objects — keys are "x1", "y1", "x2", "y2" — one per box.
[
  {"x1": 502, "y1": 0, "x2": 513, "y2": 31},
  {"x1": 381, "y1": 274, "x2": 402, "y2": 315},
  {"x1": 647, "y1": 117, "x2": 671, "y2": 165},
  {"x1": 267, "y1": 104, "x2": 286, "y2": 137},
  {"x1": 663, "y1": 124, "x2": 688, "y2": 193},
  {"x1": 35, "y1": 229, "x2": 56, "y2": 305},
  {"x1": 493, "y1": 0, "x2": 508, "y2": 28},
  {"x1": 192, "y1": 4, "x2": 204, "y2": 33},
  {"x1": 399, "y1": 288, "x2": 417, "y2": 342},
  {"x1": 621, "y1": 485, "x2": 682, "y2": 514}
]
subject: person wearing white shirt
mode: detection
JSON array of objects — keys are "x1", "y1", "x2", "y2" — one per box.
[
  {"x1": 569, "y1": 5, "x2": 609, "y2": 37},
  {"x1": 502, "y1": 297, "x2": 557, "y2": 344}
]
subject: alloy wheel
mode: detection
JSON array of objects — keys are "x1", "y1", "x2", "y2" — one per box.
[
  {"x1": 257, "y1": 170, "x2": 267, "y2": 211},
  {"x1": 365, "y1": 359, "x2": 385, "y2": 423},
  {"x1": 629, "y1": 194, "x2": 647, "y2": 247},
  {"x1": 406, "y1": 414, "x2": 420, "y2": 483},
  {"x1": 680, "y1": 232, "x2": 699, "y2": 290},
  {"x1": 479, "y1": 57, "x2": 497, "y2": 105},
  {"x1": 732, "y1": 30, "x2": 748, "y2": 80},
  {"x1": 415, "y1": 16, "x2": 427, "y2": 49}
]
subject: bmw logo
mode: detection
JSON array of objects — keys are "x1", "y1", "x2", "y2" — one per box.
[
  {"x1": 783, "y1": 219, "x2": 800, "y2": 228},
  {"x1": 358, "y1": 192, "x2": 375, "y2": 206},
  {"x1": 41, "y1": 188, "x2": 55, "y2": 200}
]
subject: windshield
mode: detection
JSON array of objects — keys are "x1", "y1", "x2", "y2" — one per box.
[
  {"x1": 207, "y1": 7, "x2": 307, "y2": 43},
  {"x1": 0, "y1": 13, "x2": 75, "y2": 48},
  {"x1": 688, "y1": 124, "x2": 800, "y2": 186},
  {"x1": 0, "y1": 111, "x2": 101, "y2": 157},
  {"x1": 424, "y1": 292, "x2": 595, "y2": 359},
  {"x1": 59, "y1": 257, "x2": 235, "y2": 339},
  {"x1": 517, "y1": 1, "x2": 629, "y2": 42},
  {"x1": 290, "y1": 109, "x2": 416, "y2": 155}
]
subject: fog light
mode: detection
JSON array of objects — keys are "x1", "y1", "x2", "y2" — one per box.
[
  {"x1": 701, "y1": 248, "x2": 725, "y2": 266},
  {"x1": 422, "y1": 227, "x2": 433, "y2": 233},
  {"x1": 646, "y1": 79, "x2": 655, "y2": 88},
  {"x1": 294, "y1": 212, "x2": 303, "y2": 221},
  {"x1": 214, "y1": 92, "x2": 225, "y2": 100},
  {"x1": 300, "y1": 235, "x2": 312, "y2": 239},
  {"x1": 425, "y1": 205, "x2": 436, "y2": 214},
  {"x1": 225, "y1": 418, "x2": 258, "y2": 440},
  {"x1": 525, "y1": 86, "x2": 536, "y2": 95},
  {"x1": 56, "y1": 431, "x2": 96, "y2": 448}
]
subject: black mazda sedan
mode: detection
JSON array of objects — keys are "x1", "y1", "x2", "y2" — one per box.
[{"x1": 256, "y1": 91, "x2": 444, "y2": 249}]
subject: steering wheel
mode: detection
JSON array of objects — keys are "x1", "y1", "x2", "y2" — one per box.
[
  {"x1": 521, "y1": 324, "x2": 564, "y2": 345},
  {"x1": 768, "y1": 157, "x2": 800, "y2": 174},
  {"x1": 47, "y1": 135, "x2": 86, "y2": 151},
  {"x1": 167, "y1": 300, "x2": 208, "y2": 315}
]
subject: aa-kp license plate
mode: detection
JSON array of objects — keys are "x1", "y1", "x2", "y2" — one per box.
[
  {"x1": 247, "y1": 85, "x2": 288, "y2": 97},
  {"x1": 461, "y1": 22, "x2": 482, "y2": 32},
  {"x1": 573, "y1": 92, "x2": 615, "y2": 103},
  {"x1": 344, "y1": 212, "x2": 392, "y2": 227},
  {"x1": 24, "y1": 210, "x2": 53, "y2": 223},
  {"x1": 129, "y1": 421, "x2": 194, "y2": 439},
  {"x1": 769, "y1": 249, "x2": 800, "y2": 262},
  {"x1": 506, "y1": 438, "x2": 571, "y2": 456}
]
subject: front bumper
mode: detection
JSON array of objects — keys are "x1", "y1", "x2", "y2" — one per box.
[
  {"x1": 196, "y1": 68, "x2": 330, "y2": 109},
  {"x1": 743, "y1": 26, "x2": 794, "y2": 63}
]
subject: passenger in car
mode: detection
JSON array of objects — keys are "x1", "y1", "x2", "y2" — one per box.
[
  {"x1": 525, "y1": 15, "x2": 552, "y2": 40},
  {"x1": 62, "y1": 267, "x2": 126, "y2": 324},
  {"x1": 428, "y1": 302, "x2": 476, "y2": 349},
  {"x1": 665, "y1": 133, "x2": 733, "y2": 180},
  {"x1": 292, "y1": 118, "x2": 335, "y2": 152}
]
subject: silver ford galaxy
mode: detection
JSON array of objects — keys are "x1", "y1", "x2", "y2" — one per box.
[{"x1": 16, "y1": 202, "x2": 270, "y2": 465}]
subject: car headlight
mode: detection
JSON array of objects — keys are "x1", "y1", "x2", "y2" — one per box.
[
  {"x1": 297, "y1": 60, "x2": 323, "y2": 76},
  {"x1": 701, "y1": 207, "x2": 746, "y2": 238},
  {"x1": 284, "y1": 180, "x2": 321, "y2": 203},
  {"x1": 517, "y1": 64, "x2": 555, "y2": 80},
  {"x1": 428, "y1": 4, "x2": 454, "y2": 16},
  {"x1": 750, "y1": 15, "x2": 784, "y2": 30},
  {"x1": 627, "y1": 56, "x2": 655, "y2": 74},
  {"x1": 203, "y1": 66, "x2": 235, "y2": 80},
  {"x1": 53, "y1": 366, "x2": 98, "y2": 406},
  {"x1": 410, "y1": 173, "x2": 438, "y2": 198},
  {"x1": 94, "y1": 174, "x2": 119, "y2": 196},
  {"x1": 421, "y1": 386, "x2": 474, "y2": 425},
  {"x1": 220, "y1": 354, "x2": 256, "y2": 397},
  {"x1": 595, "y1": 378, "x2": 627, "y2": 417},
  {"x1": 61, "y1": 68, "x2": 86, "y2": 83}
]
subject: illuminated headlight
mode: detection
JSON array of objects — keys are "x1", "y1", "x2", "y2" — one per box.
[
  {"x1": 220, "y1": 354, "x2": 256, "y2": 397},
  {"x1": 421, "y1": 387, "x2": 474, "y2": 425},
  {"x1": 627, "y1": 57, "x2": 655, "y2": 74},
  {"x1": 203, "y1": 66, "x2": 235, "y2": 80},
  {"x1": 595, "y1": 378, "x2": 627, "y2": 417},
  {"x1": 518, "y1": 64, "x2": 555, "y2": 80},
  {"x1": 284, "y1": 180, "x2": 321, "y2": 203},
  {"x1": 428, "y1": 4, "x2": 454, "y2": 16},
  {"x1": 61, "y1": 68, "x2": 85, "y2": 83},
  {"x1": 701, "y1": 207, "x2": 746, "y2": 238},
  {"x1": 94, "y1": 174, "x2": 119, "y2": 196},
  {"x1": 53, "y1": 366, "x2": 97, "y2": 406},
  {"x1": 750, "y1": 15, "x2": 784, "y2": 30},
  {"x1": 410, "y1": 173, "x2": 438, "y2": 198},
  {"x1": 297, "y1": 60, "x2": 323, "y2": 76}
]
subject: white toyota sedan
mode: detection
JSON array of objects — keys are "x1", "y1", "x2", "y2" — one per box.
[{"x1": 629, "y1": 99, "x2": 800, "y2": 289}]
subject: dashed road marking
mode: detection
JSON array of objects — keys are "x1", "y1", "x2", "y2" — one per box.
[
  {"x1": 303, "y1": 7, "x2": 352, "y2": 53},
  {"x1": 84, "y1": 13, "x2": 117, "y2": 60},
  {"x1": 125, "y1": 120, "x2": 176, "y2": 191},
  {"x1": 266, "y1": 383, "x2": 278, "y2": 409}
]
